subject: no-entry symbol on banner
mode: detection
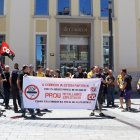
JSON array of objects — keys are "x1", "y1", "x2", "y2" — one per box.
[{"x1": 24, "y1": 85, "x2": 39, "y2": 100}]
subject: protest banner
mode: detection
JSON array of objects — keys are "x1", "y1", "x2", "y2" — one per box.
[{"x1": 23, "y1": 76, "x2": 101, "y2": 110}]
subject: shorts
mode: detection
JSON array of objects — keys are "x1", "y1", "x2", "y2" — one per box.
[
  {"x1": 124, "y1": 90, "x2": 132, "y2": 100},
  {"x1": 119, "y1": 90, "x2": 124, "y2": 97},
  {"x1": 97, "y1": 91, "x2": 104, "y2": 104}
]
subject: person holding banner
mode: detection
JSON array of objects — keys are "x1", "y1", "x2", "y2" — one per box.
[
  {"x1": 73, "y1": 66, "x2": 87, "y2": 78},
  {"x1": 36, "y1": 65, "x2": 45, "y2": 77},
  {"x1": 90, "y1": 66, "x2": 105, "y2": 117},
  {"x1": 1, "y1": 65, "x2": 11, "y2": 109},
  {"x1": 87, "y1": 66, "x2": 94, "y2": 78},
  {"x1": 17, "y1": 65, "x2": 35, "y2": 118},
  {"x1": 29, "y1": 64, "x2": 36, "y2": 76},
  {"x1": 35, "y1": 65, "x2": 45, "y2": 114},
  {"x1": 65, "y1": 72, "x2": 72, "y2": 78}
]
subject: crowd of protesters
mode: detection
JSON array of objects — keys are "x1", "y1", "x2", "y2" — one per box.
[{"x1": 0, "y1": 62, "x2": 139, "y2": 118}]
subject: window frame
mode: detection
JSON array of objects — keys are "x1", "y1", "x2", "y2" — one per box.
[
  {"x1": 0, "y1": 34, "x2": 6, "y2": 64},
  {"x1": 79, "y1": 0, "x2": 93, "y2": 16},
  {"x1": 34, "y1": 0, "x2": 49, "y2": 16},
  {"x1": 35, "y1": 34, "x2": 47, "y2": 68},
  {"x1": 0, "y1": 0, "x2": 4, "y2": 15},
  {"x1": 102, "y1": 35, "x2": 110, "y2": 67},
  {"x1": 100, "y1": 0, "x2": 114, "y2": 17},
  {"x1": 57, "y1": 0, "x2": 71, "y2": 16}
]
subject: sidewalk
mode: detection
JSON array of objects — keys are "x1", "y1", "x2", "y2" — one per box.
[
  {"x1": 103, "y1": 98, "x2": 140, "y2": 129},
  {"x1": 0, "y1": 98, "x2": 140, "y2": 140}
]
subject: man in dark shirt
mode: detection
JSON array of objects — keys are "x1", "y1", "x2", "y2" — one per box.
[
  {"x1": 73, "y1": 66, "x2": 87, "y2": 78},
  {"x1": 1, "y1": 65, "x2": 11, "y2": 109},
  {"x1": 10, "y1": 63, "x2": 21, "y2": 112},
  {"x1": 121, "y1": 69, "x2": 132, "y2": 111},
  {"x1": 0, "y1": 63, "x2": 5, "y2": 104},
  {"x1": 106, "y1": 70, "x2": 115, "y2": 107},
  {"x1": 17, "y1": 65, "x2": 35, "y2": 118},
  {"x1": 90, "y1": 66, "x2": 105, "y2": 117}
]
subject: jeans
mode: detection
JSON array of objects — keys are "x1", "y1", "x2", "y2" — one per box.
[
  {"x1": 107, "y1": 86, "x2": 115, "y2": 106},
  {"x1": 11, "y1": 85, "x2": 21, "y2": 111},
  {"x1": 4, "y1": 88, "x2": 10, "y2": 107},
  {"x1": 19, "y1": 90, "x2": 25, "y2": 112},
  {"x1": 19, "y1": 90, "x2": 34, "y2": 115}
]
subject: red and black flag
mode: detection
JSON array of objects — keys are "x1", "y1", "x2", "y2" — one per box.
[{"x1": 0, "y1": 41, "x2": 15, "y2": 60}]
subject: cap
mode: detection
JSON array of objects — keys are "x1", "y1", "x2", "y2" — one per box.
[
  {"x1": 29, "y1": 64, "x2": 34, "y2": 68},
  {"x1": 77, "y1": 66, "x2": 83, "y2": 70},
  {"x1": 56, "y1": 69, "x2": 61, "y2": 73}
]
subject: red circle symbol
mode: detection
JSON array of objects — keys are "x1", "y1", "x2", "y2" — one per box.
[
  {"x1": 24, "y1": 85, "x2": 39, "y2": 100},
  {"x1": 90, "y1": 87, "x2": 96, "y2": 92}
]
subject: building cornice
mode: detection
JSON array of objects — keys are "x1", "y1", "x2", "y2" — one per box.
[
  {"x1": 98, "y1": 17, "x2": 117, "y2": 20},
  {"x1": 55, "y1": 15, "x2": 96, "y2": 20},
  {"x1": 0, "y1": 15, "x2": 6, "y2": 18},
  {"x1": 32, "y1": 15, "x2": 51, "y2": 19}
]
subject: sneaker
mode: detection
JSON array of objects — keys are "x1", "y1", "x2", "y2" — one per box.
[
  {"x1": 99, "y1": 112, "x2": 105, "y2": 117},
  {"x1": 5, "y1": 107, "x2": 8, "y2": 109},
  {"x1": 106, "y1": 105, "x2": 110, "y2": 108},
  {"x1": 21, "y1": 113, "x2": 26, "y2": 117},
  {"x1": 31, "y1": 114, "x2": 36, "y2": 119},
  {"x1": 90, "y1": 112, "x2": 95, "y2": 116},
  {"x1": 112, "y1": 104, "x2": 116, "y2": 107},
  {"x1": 14, "y1": 110, "x2": 19, "y2": 113},
  {"x1": 122, "y1": 108, "x2": 128, "y2": 112},
  {"x1": 128, "y1": 107, "x2": 132, "y2": 112},
  {"x1": 118, "y1": 106, "x2": 124, "y2": 109}
]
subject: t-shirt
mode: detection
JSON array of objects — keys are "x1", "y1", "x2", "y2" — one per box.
[
  {"x1": 18, "y1": 71, "x2": 29, "y2": 90},
  {"x1": 1, "y1": 72, "x2": 10, "y2": 89},
  {"x1": 91, "y1": 73, "x2": 105, "y2": 92},
  {"x1": 73, "y1": 72, "x2": 87, "y2": 78},
  {"x1": 124, "y1": 74, "x2": 132, "y2": 90},
  {"x1": 36, "y1": 72, "x2": 45, "y2": 77},
  {"x1": 87, "y1": 71, "x2": 94, "y2": 78},
  {"x1": 106, "y1": 75, "x2": 115, "y2": 87},
  {"x1": 11, "y1": 69, "x2": 19, "y2": 86}
]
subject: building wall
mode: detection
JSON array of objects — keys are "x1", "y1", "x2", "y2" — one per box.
[
  {"x1": 8, "y1": 0, "x2": 31, "y2": 69},
  {"x1": 117, "y1": 0, "x2": 137, "y2": 71},
  {"x1": 0, "y1": 0, "x2": 139, "y2": 75}
]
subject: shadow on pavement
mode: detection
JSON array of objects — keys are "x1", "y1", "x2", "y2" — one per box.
[
  {"x1": 23, "y1": 115, "x2": 116, "y2": 120},
  {"x1": 41, "y1": 109, "x2": 53, "y2": 113},
  {"x1": 129, "y1": 108, "x2": 140, "y2": 113}
]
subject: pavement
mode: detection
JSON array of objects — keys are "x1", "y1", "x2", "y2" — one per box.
[{"x1": 0, "y1": 96, "x2": 140, "y2": 140}]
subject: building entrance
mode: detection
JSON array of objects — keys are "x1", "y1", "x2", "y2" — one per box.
[{"x1": 60, "y1": 37, "x2": 90, "y2": 76}]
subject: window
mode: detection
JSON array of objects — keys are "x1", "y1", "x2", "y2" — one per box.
[
  {"x1": 60, "y1": 37, "x2": 90, "y2": 76},
  {"x1": 0, "y1": 35, "x2": 5, "y2": 64},
  {"x1": 79, "y1": 0, "x2": 92, "y2": 16},
  {"x1": 100, "y1": 0, "x2": 114, "y2": 17},
  {"x1": 35, "y1": 0, "x2": 49, "y2": 15},
  {"x1": 103, "y1": 36, "x2": 109, "y2": 67},
  {"x1": 0, "y1": 0, "x2": 4, "y2": 15},
  {"x1": 58, "y1": 0, "x2": 71, "y2": 15},
  {"x1": 60, "y1": 45, "x2": 88, "y2": 61},
  {"x1": 36, "y1": 35, "x2": 47, "y2": 68}
]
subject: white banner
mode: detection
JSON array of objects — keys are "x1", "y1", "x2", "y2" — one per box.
[{"x1": 23, "y1": 76, "x2": 101, "y2": 110}]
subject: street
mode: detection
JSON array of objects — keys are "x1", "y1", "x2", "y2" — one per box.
[{"x1": 0, "y1": 98, "x2": 140, "y2": 140}]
